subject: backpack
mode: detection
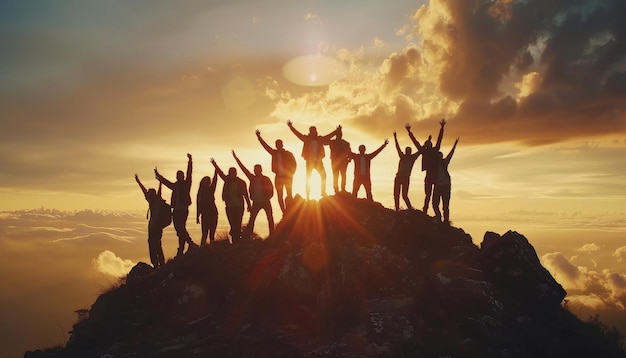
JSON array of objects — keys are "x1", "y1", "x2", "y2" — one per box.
[
  {"x1": 149, "y1": 198, "x2": 172, "y2": 229},
  {"x1": 250, "y1": 176, "x2": 274, "y2": 200},
  {"x1": 282, "y1": 150, "x2": 297, "y2": 176}
]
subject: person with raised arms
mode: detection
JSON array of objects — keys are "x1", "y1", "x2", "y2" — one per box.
[
  {"x1": 211, "y1": 158, "x2": 250, "y2": 243},
  {"x1": 232, "y1": 150, "x2": 275, "y2": 240},
  {"x1": 286, "y1": 120, "x2": 340, "y2": 199},
  {"x1": 349, "y1": 139, "x2": 389, "y2": 201},
  {"x1": 256, "y1": 129, "x2": 297, "y2": 213}
]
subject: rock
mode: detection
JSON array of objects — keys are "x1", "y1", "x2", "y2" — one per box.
[{"x1": 480, "y1": 230, "x2": 567, "y2": 310}]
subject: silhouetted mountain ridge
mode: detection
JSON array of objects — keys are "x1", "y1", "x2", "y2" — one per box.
[{"x1": 26, "y1": 194, "x2": 625, "y2": 357}]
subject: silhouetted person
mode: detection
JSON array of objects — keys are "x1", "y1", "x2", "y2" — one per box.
[
  {"x1": 155, "y1": 154, "x2": 198, "y2": 257},
  {"x1": 212, "y1": 158, "x2": 250, "y2": 243},
  {"x1": 407, "y1": 119, "x2": 445, "y2": 214},
  {"x1": 287, "y1": 120, "x2": 339, "y2": 199},
  {"x1": 433, "y1": 137, "x2": 459, "y2": 224},
  {"x1": 329, "y1": 126, "x2": 352, "y2": 194},
  {"x1": 349, "y1": 139, "x2": 389, "y2": 201},
  {"x1": 196, "y1": 170, "x2": 219, "y2": 245},
  {"x1": 393, "y1": 131, "x2": 421, "y2": 211},
  {"x1": 135, "y1": 174, "x2": 166, "y2": 270},
  {"x1": 233, "y1": 150, "x2": 275, "y2": 239},
  {"x1": 256, "y1": 129, "x2": 296, "y2": 213}
]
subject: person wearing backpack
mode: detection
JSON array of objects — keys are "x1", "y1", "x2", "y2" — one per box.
[
  {"x1": 407, "y1": 119, "x2": 446, "y2": 214},
  {"x1": 135, "y1": 174, "x2": 167, "y2": 270},
  {"x1": 349, "y1": 139, "x2": 389, "y2": 201},
  {"x1": 196, "y1": 170, "x2": 219, "y2": 246},
  {"x1": 256, "y1": 129, "x2": 296, "y2": 213},
  {"x1": 211, "y1": 158, "x2": 250, "y2": 243},
  {"x1": 232, "y1": 150, "x2": 274, "y2": 240},
  {"x1": 433, "y1": 137, "x2": 459, "y2": 224},
  {"x1": 155, "y1": 153, "x2": 198, "y2": 257},
  {"x1": 329, "y1": 126, "x2": 352, "y2": 194}
]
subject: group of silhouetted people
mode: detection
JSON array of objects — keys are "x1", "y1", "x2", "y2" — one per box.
[{"x1": 136, "y1": 120, "x2": 459, "y2": 269}]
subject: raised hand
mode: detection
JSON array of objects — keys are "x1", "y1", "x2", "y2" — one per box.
[
  {"x1": 134, "y1": 174, "x2": 139, "y2": 181},
  {"x1": 384, "y1": 138, "x2": 389, "y2": 145},
  {"x1": 286, "y1": 120, "x2": 293, "y2": 127},
  {"x1": 439, "y1": 118, "x2": 446, "y2": 126},
  {"x1": 255, "y1": 129, "x2": 261, "y2": 137},
  {"x1": 393, "y1": 131, "x2": 397, "y2": 137},
  {"x1": 187, "y1": 153, "x2": 192, "y2": 160},
  {"x1": 210, "y1": 157, "x2": 216, "y2": 164}
]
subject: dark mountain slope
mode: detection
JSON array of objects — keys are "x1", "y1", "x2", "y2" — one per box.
[{"x1": 26, "y1": 194, "x2": 625, "y2": 357}]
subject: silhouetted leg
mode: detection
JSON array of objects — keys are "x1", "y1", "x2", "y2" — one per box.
[
  {"x1": 305, "y1": 162, "x2": 314, "y2": 200},
  {"x1": 401, "y1": 177, "x2": 413, "y2": 210},
  {"x1": 226, "y1": 205, "x2": 244, "y2": 243},
  {"x1": 200, "y1": 214, "x2": 209, "y2": 246},
  {"x1": 148, "y1": 227, "x2": 162, "y2": 269},
  {"x1": 432, "y1": 184, "x2": 442, "y2": 222},
  {"x1": 263, "y1": 201, "x2": 274, "y2": 235},
  {"x1": 172, "y1": 209, "x2": 187, "y2": 255},
  {"x1": 339, "y1": 163, "x2": 348, "y2": 192},
  {"x1": 285, "y1": 176, "x2": 293, "y2": 199},
  {"x1": 364, "y1": 178, "x2": 373, "y2": 201},
  {"x1": 316, "y1": 161, "x2": 327, "y2": 196},
  {"x1": 423, "y1": 181, "x2": 434, "y2": 214},
  {"x1": 332, "y1": 161, "x2": 340, "y2": 193},
  {"x1": 393, "y1": 176, "x2": 401, "y2": 211},
  {"x1": 208, "y1": 210, "x2": 218, "y2": 243},
  {"x1": 275, "y1": 175, "x2": 286, "y2": 212},
  {"x1": 352, "y1": 177, "x2": 360, "y2": 198},
  {"x1": 441, "y1": 184, "x2": 451, "y2": 223},
  {"x1": 244, "y1": 202, "x2": 261, "y2": 239}
]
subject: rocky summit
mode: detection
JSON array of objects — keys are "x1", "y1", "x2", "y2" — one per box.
[{"x1": 26, "y1": 194, "x2": 625, "y2": 357}]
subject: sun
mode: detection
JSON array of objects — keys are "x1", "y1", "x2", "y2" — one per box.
[{"x1": 282, "y1": 54, "x2": 347, "y2": 87}]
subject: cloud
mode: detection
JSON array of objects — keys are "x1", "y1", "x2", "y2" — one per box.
[
  {"x1": 577, "y1": 243, "x2": 601, "y2": 253},
  {"x1": 613, "y1": 246, "x2": 626, "y2": 262},
  {"x1": 268, "y1": 0, "x2": 626, "y2": 145},
  {"x1": 93, "y1": 250, "x2": 136, "y2": 277},
  {"x1": 542, "y1": 252, "x2": 586, "y2": 290},
  {"x1": 542, "y1": 251, "x2": 626, "y2": 311}
]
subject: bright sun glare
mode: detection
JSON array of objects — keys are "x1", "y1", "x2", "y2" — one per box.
[{"x1": 282, "y1": 54, "x2": 347, "y2": 86}]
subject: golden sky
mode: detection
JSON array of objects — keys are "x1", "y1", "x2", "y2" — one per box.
[{"x1": 1, "y1": 0, "x2": 626, "y2": 355}]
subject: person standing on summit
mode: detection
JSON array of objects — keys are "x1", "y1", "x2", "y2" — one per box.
[
  {"x1": 349, "y1": 139, "x2": 389, "y2": 201},
  {"x1": 287, "y1": 120, "x2": 339, "y2": 199},
  {"x1": 407, "y1": 119, "x2": 446, "y2": 214},
  {"x1": 196, "y1": 170, "x2": 219, "y2": 246},
  {"x1": 232, "y1": 150, "x2": 275, "y2": 240},
  {"x1": 393, "y1": 130, "x2": 421, "y2": 211},
  {"x1": 433, "y1": 137, "x2": 460, "y2": 224},
  {"x1": 329, "y1": 126, "x2": 352, "y2": 194},
  {"x1": 135, "y1": 174, "x2": 166, "y2": 270},
  {"x1": 155, "y1": 153, "x2": 198, "y2": 257},
  {"x1": 211, "y1": 158, "x2": 250, "y2": 243},
  {"x1": 256, "y1": 129, "x2": 296, "y2": 213}
]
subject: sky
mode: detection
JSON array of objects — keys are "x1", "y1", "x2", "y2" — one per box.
[{"x1": 1, "y1": 0, "x2": 626, "y2": 355}]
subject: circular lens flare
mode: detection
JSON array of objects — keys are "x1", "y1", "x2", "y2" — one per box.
[{"x1": 282, "y1": 54, "x2": 347, "y2": 87}]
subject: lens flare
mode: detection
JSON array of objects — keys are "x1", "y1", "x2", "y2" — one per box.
[{"x1": 282, "y1": 54, "x2": 347, "y2": 86}]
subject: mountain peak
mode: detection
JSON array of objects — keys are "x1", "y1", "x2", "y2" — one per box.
[{"x1": 26, "y1": 194, "x2": 625, "y2": 357}]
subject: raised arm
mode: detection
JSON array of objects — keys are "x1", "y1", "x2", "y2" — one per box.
[
  {"x1": 434, "y1": 119, "x2": 446, "y2": 150},
  {"x1": 232, "y1": 150, "x2": 253, "y2": 180},
  {"x1": 210, "y1": 169, "x2": 219, "y2": 193},
  {"x1": 135, "y1": 174, "x2": 148, "y2": 196},
  {"x1": 154, "y1": 168, "x2": 175, "y2": 190},
  {"x1": 445, "y1": 137, "x2": 460, "y2": 162},
  {"x1": 393, "y1": 131, "x2": 402, "y2": 157},
  {"x1": 405, "y1": 123, "x2": 423, "y2": 151},
  {"x1": 157, "y1": 181, "x2": 162, "y2": 197},
  {"x1": 320, "y1": 125, "x2": 341, "y2": 141},
  {"x1": 210, "y1": 158, "x2": 227, "y2": 181},
  {"x1": 370, "y1": 139, "x2": 389, "y2": 159},
  {"x1": 186, "y1": 153, "x2": 193, "y2": 184},
  {"x1": 256, "y1": 129, "x2": 274, "y2": 154},
  {"x1": 287, "y1": 120, "x2": 306, "y2": 141}
]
